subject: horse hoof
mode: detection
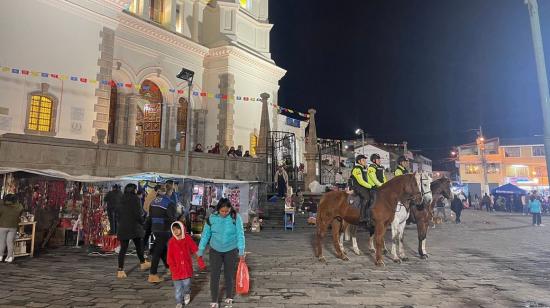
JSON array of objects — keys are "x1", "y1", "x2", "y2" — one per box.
[
  {"x1": 319, "y1": 256, "x2": 327, "y2": 263},
  {"x1": 341, "y1": 254, "x2": 349, "y2": 261},
  {"x1": 369, "y1": 249, "x2": 375, "y2": 254},
  {"x1": 383, "y1": 249, "x2": 389, "y2": 256},
  {"x1": 401, "y1": 257, "x2": 409, "y2": 262},
  {"x1": 353, "y1": 249, "x2": 362, "y2": 256},
  {"x1": 420, "y1": 254, "x2": 429, "y2": 260},
  {"x1": 393, "y1": 258, "x2": 401, "y2": 264},
  {"x1": 375, "y1": 260, "x2": 385, "y2": 267}
]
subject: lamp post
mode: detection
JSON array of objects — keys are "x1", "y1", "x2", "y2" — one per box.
[
  {"x1": 177, "y1": 68, "x2": 195, "y2": 175},
  {"x1": 355, "y1": 128, "x2": 365, "y2": 155},
  {"x1": 525, "y1": 0, "x2": 550, "y2": 187},
  {"x1": 477, "y1": 127, "x2": 489, "y2": 195}
]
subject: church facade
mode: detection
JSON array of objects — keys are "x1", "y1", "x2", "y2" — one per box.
[{"x1": 0, "y1": 0, "x2": 305, "y2": 158}]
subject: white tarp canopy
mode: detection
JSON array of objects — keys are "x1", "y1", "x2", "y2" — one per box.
[
  {"x1": 0, "y1": 167, "x2": 115, "y2": 182},
  {"x1": 0, "y1": 168, "x2": 259, "y2": 185}
]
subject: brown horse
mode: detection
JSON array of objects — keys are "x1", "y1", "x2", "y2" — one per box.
[
  {"x1": 410, "y1": 177, "x2": 452, "y2": 259},
  {"x1": 314, "y1": 173, "x2": 422, "y2": 266}
]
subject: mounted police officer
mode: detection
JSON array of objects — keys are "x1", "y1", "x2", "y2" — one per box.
[
  {"x1": 394, "y1": 155, "x2": 410, "y2": 177},
  {"x1": 349, "y1": 154, "x2": 373, "y2": 224},
  {"x1": 368, "y1": 153, "x2": 387, "y2": 188}
]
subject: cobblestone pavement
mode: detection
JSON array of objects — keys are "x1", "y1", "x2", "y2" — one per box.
[{"x1": 1, "y1": 210, "x2": 550, "y2": 308}]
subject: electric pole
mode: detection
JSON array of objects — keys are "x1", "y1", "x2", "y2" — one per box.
[
  {"x1": 477, "y1": 126, "x2": 489, "y2": 195},
  {"x1": 526, "y1": 0, "x2": 550, "y2": 187}
]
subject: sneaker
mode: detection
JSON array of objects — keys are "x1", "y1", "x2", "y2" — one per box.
[
  {"x1": 539, "y1": 224, "x2": 544, "y2": 227},
  {"x1": 210, "y1": 303, "x2": 219, "y2": 308},
  {"x1": 175, "y1": 304, "x2": 183, "y2": 308},
  {"x1": 116, "y1": 271, "x2": 127, "y2": 279},
  {"x1": 140, "y1": 261, "x2": 151, "y2": 270},
  {"x1": 5, "y1": 257, "x2": 13, "y2": 263},
  {"x1": 0, "y1": 256, "x2": 3, "y2": 262},
  {"x1": 224, "y1": 298, "x2": 233, "y2": 307},
  {"x1": 147, "y1": 274, "x2": 163, "y2": 283},
  {"x1": 184, "y1": 294, "x2": 191, "y2": 305}
]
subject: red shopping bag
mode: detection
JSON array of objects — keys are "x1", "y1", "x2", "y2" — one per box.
[{"x1": 236, "y1": 259, "x2": 249, "y2": 295}]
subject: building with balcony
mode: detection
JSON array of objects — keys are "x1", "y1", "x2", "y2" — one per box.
[
  {"x1": 0, "y1": 0, "x2": 306, "y2": 180},
  {"x1": 457, "y1": 137, "x2": 548, "y2": 196}
]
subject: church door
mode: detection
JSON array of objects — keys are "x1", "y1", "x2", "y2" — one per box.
[{"x1": 138, "y1": 80, "x2": 162, "y2": 148}]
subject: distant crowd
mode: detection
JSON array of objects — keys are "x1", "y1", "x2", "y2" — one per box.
[{"x1": 192, "y1": 143, "x2": 252, "y2": 158}]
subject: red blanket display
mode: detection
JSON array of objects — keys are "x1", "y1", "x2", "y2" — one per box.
[{"x1": 81, "y1": 191, "x2": 105, "y2": 246}]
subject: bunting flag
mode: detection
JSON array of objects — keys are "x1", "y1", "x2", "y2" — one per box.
[{"x1": 0, "y1": 64, "x2": 310, "y2": 119}]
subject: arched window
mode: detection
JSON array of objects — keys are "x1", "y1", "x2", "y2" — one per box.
[
  {"x1": 177, "y1": 97, "x2": 188, "y2": 150},
  {"x1": 25, "y1": 84, "x2": 57, "y2": 136}
]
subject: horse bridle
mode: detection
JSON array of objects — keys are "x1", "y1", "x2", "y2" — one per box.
[{"x1": 420, "y1": 174, "x2": 431, "y2": 196}]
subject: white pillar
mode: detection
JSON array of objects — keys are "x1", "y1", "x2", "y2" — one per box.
[
  {"x1": 192, "y1": 0, "x2": 199, "y2": 42},
  {"x1": 164, "y1": 0, "x2": 177, "y2": 30},
  {"x1": 115, "y1": 93, "x2": 127, "y2": 145},
  {"x1": 141, "y1": 0, "x2": 150, "y2": 19}
]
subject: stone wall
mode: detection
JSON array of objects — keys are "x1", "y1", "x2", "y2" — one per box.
[{"x1": 0, "y1": 134, "x2": 266, "y2": 181}]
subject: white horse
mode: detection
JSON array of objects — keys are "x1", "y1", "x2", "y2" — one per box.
[
  {"x1": 389, "y1": 173, "x2": 432, "y2": 263},
  {"x1": 339, "y1": 172, "x2": 432, "y2": 261}
]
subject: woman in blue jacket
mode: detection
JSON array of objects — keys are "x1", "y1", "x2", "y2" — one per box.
[
  {"x1": 529, "y1": 195, "x2": 543, "y2": 226},
  {"x1": 198, "y1": 198, "x2": 245, "y2": 308}
]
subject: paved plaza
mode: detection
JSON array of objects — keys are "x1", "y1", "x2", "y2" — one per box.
[{"x1": 1, "y1": 210, "x2": 550, "y2": 308}]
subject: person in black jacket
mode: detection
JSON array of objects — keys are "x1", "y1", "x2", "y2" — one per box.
[
  {"x1": 116, "y1": 183, "x2": 150, "y2": 278},
  {"x1": 148, "y1": 186, "x2": 178, "y2": 283},
  {"x1": 104, "y1": 184, "x2": 122, "y2": 234},
  {"x1": 450, "y1": 195, "x2": 463, "y2": 224}
]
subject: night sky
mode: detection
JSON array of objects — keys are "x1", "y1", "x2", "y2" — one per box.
[{"x1": 269, "y1": 0, "x2": 550, "y2": 169}]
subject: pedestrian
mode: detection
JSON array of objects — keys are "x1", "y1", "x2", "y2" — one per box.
[
  {"x1": 0, "y1": 194, "x2": 23, "y2": 263},
  {"x1": 143, "y1": 184, "x2": 161, "y2": 251},
  {"x1": 435, "y1": 195, "x2": 447, "y2": 222},
  {"x1": 274, "y1": 165, "x2": 289, "y2": 198},
  {"x1": 198, "y1": 198, "x2": 246, "y2": 308},
  {"x1": 104, "y1": 184, "x2": 123, "y2": 234},
  {"x1": 481, "y1": 193, "x2": 491, "y2": 212},
  {"x1": 529, "y1": 195, "x2": 543, "y2": 226},
  {"x1": 235, "y1": 145, "x2": 243, "y2": 157},
  {"x1": 167, "y1": 221, "x2": 202, "y2": 308},
  {"x1": 148, "y1": 186, "x2": 178, "y2": 283},
  {"x1": 194, "y1": 143, "x2": 204, "y2": 152},
  {"x1": 243, "y1": 150, "x2": 251, "y2": 158},
  {"x1": 450, "y1": 195, "x2": 463, "y2": 224},
  {"x1": 116, "y1": 183, "x2": 150, "y2": 278}
]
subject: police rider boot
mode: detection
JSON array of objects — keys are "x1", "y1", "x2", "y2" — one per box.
[{"x1": 359, "y1": 198, "x2": 367, "y2": 223}]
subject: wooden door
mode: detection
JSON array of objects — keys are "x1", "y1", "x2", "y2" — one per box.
[{"x1": 143, "y1": 103, "x2": 162, "y2": 148}]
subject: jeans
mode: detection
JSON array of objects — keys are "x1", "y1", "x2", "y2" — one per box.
[
  {"x1": 118, "y1": 237, "x2": 145, "y2": 270},
  {"x1": 209, "y1": 248, "x2": 239, "y2": 302},
  {"x1": 455, "y1": 211, "x2": 462, "y2": 223},
  {"x1": 532, "y1": 213, "x2": 542, "y2": 225},
  {"x1": 150, "y1": 232, "x2": 170, "y2": 275},
  {"x1": 173, "y1": 278, "x2": 191, "y2": 304},
  {"x1": 0, "y1": 228, "x2": 16, "y2": 258}
]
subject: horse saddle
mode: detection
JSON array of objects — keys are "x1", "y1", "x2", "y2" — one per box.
[{"x1": 347, "y1": 193, "x2": 362, "y2": 209}]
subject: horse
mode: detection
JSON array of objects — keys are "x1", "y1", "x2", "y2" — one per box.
[
  {"x1": 314, "y1": 173, "x2": 422, "y2": 265},
  {"x1": 338, "y1": 172, "x2": 431, "y2": 263},
  {"x1": 411, "y1": 177, "x2": 452, "y2": 259}
]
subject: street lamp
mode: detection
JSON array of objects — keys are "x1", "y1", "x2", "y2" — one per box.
[
  {"x1": 355, "y1": 128, "x2": 365, "y2": 155},
  {"x1": 177, "y1": 67, "x2": 195, "y2": 175}
]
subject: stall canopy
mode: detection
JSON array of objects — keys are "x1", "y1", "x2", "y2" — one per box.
[
  {"x1": 0, "y1": 167, "x2": 115, "y2": 182},
  {"x1": 491, "y1": 183, "x2": 527, "y2": 195}
]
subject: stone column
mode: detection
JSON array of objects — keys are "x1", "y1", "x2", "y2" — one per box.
[
  {"x1": 217, "y1": 73, "x2": 235, "y2": 150},
  {"x1": 141, "y1": 0, "x2": 150, "y2": 19},
  {"x1": 192, "y1": 0, "x2": 199, "y2": 42},
  {"x1": 165, "y1": 103, "x2": 178, "y2": 150},
  {"x1": 304, "y1": 108, "x2": 318, "y2": 191},
  {"x1": 256, "y1": 93, "x2": 270, "y2": 158},
  {"x1": 115, "y1": 93, "x2": 127, "y2": 145},
  {"x1": 193, "y1": 109, "x2": 207, "y2": 149},
  {"x1": 164, "y1": 0, "x2": 177, "y2": 31},
  {"x1": 126, "y1": 95, "x2": 139, "y2": 146}
]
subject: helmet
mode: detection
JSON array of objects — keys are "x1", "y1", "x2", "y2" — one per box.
[
  {"x1": 370, "y1": 153, "x2": 381, "y2": 162},
  {"x1": 397, "y1": 155, "x2": 408, "y2": 164},
  {"x1": 355, "y1": 154, "x2": 367, "y2": 163}
]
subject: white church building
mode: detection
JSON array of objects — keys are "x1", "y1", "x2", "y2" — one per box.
[{"x1": 0, "y1": 0, "x2": 307, "y2": 179}]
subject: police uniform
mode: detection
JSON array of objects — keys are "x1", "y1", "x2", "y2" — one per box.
[
  {"x1": 350, "y1": 163, "x2": 372, "y2": 223},
  {"x1": 394, "y1": 165, "x2": 409, "y2": 177},
  {"x1": 368, "y1": 163, "x2": 387, "y2": 188}
]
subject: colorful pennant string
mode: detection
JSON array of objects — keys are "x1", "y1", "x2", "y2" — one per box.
[{"x1": 0, "y1": 65, "x2": 310, "y2": 119}]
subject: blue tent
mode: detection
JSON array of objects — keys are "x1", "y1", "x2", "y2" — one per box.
[{"x1": 491, "y1": 183, "x2": 527, "y2": 195}]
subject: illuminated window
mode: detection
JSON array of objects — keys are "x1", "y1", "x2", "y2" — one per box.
[
  {"x1": 250, "y1": 132, "x2": 258, "y2": 156},
  {"x1": 240, "y1": 0, "x2": 251, "y2": 9},
  {"x1": 150, "y1": 0, "x2": 164, "y2": 23},
  {"x1": 28, "y1": 95, "x2": 53, "y2": 132},
  {"x1": 465, "y1": 164, "x2": 480, "y2": 175}
]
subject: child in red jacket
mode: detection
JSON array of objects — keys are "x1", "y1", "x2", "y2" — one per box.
[{"x1": 167, "y1": 221, "x2": 205, "y2": 307}]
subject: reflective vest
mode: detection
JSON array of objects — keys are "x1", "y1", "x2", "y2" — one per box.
[
  {"x1": 368, "y1": 163, "x2": 387, "y2": 187},
  {"x1": 394, "y1": 165, "x2": 409, "y2": 177},
  {"x1": 350, "y1": 164, "x2": 372, "y2": 189}
]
